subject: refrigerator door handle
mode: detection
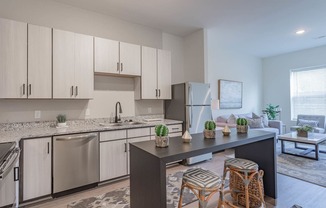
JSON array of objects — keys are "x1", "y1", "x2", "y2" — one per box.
[{"x1": 189, "y1": 106, "x2": 192, "y2": 128}]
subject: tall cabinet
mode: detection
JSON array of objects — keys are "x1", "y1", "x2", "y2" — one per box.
[
  {"x1": 136, "y1": 46, "x2": 171, "y2": 100},
  {"x1": 0, "y1": 18, "x2": 27, "y2": 98},
  {"x1": 53, "y1": 29, "x2": 93, "y2": 99},
  {"x1": 28, "y1": 24, "x2": 52, "y2": 98}
]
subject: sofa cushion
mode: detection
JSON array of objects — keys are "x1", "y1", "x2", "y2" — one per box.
[
  {"x1": 216, "y1": 115, "x2": 228, "y2": 123},
  {"x1": 238, "y1": 113, "x2": 253, "y2": 119},
  {"x1": 314, "y1": 127, "x2": 325, "y2": 133},
  {"x1": 259, "y1": 127, "x2": 279, "y2": 135},
  {"x1": 227, "y1": 114, "x2": 238, "y2": 124},
  {"x1": 247, "y1": 118, "x2": 264, "y2": 128},
  {"x1": 252, "y1": 113, "x2": 269, "y2": 127},
  {"x1": 298, "y1": 119, "x2": 319, "y2": 127}
]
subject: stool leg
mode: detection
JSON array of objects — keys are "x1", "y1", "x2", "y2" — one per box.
[
  {"x1": 244, "y1": 172, "x2": 250, "y2": 208},
  {"x1": 178, "y1": 183, "x2": 185, "y2": 208},
  {"x1": 198, "y1": 190, "x2": 207, "y2": 208},
  {"x1": 258, "y1": 170, "x2": 266, "y2": 208}
]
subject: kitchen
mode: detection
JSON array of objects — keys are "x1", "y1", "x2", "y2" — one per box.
[{"x1": 0, "y1": 0, "x2": 205, "y2": 207}]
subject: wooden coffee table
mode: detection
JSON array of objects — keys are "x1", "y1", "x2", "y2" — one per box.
[{"x1": 278, "y1": 132, "x2": 326, "y2": 160}]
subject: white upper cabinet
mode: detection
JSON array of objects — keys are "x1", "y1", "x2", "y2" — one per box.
[
  {"x1": 28, "y1": 24, "x2": 52, "y2": 99},
  {"x1": 94, "y1": 38, "x2": 119, "y2": 74},
  {"x1": 53, "y1": 29, "x2": 93, "y2": 99},
  {"x1": 120, "y1": 42, "x2": 141, "y2": 76},
  {"x1": 141, "y1": 46, "x2": 157, "y2": 99},
  {"x1": 0, "y1": 18, "x2": 27, "y2": 98},
  {"x1": 157, "y1": 49, "x2": 172, "y2": 99},
  {"x1": 94, "y1": 37, "x2": 141, "y2": 76},
  {"x1": 136, "y1": 47, "x2": 171, "y2": 100}
]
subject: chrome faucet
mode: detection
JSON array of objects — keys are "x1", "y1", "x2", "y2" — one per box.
[{"x1": 115, "y1": 102, "x2": 123, "y2": 123}]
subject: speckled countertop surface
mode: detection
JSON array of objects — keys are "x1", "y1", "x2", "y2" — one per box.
[{"x1": 0, "y1": 117, "x2": 182, "y2": 143}]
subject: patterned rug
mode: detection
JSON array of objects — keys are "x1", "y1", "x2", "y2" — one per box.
[
  {"x1": 277, "y1": 141, "x2": 326, "y2": 187},
  {"x1": 67, "y1": 171, "x2": 198, "y2": 208}
]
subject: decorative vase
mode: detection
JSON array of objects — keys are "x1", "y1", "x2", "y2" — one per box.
[
  {"x1": 297, "y1": 130, "x2": 308, "y2": 137},
  {"x1": 204, "y1": 129, "x2": 215, "y2": 139},
  {"x1": 222, "y1": 125, "x2": 231, "y2": 136},
  {"x1": 155, "y1": 136, "x2": 169, "y2": 147},
  {"x1": 57, "y1": 122, "x2": 67, "y2": 128},
  {"x1": 237, "y1": 125, "x2": 248, "y2": 134}
]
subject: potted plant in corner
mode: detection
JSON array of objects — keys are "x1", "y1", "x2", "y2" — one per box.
[
  {"x1": 204, "y1": 120, "x2": 216, "y2": 138},
  {"x1": 236, "y1": 118, "x2": 248, "y2": 133},
  {"x1": 56, "y1": 114, "x2": 67, "y2": 128},
  {"x1": 263, "y1": 104, "x2": 280, "y2": 120},
  {"x1": 296, "y1": 125, "x2": 313, "y2": 137},
  {"x1": 155, "y1": 124, "x2": 169, "y2": 147}
]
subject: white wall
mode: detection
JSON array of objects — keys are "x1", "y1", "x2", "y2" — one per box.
[
  {"x1": 162, "y1": 33, "x2": 184, "y2": 84},
  {"x1": 206, "y1": 28, "x2": 263, "y2": 119},
  {"x1": 263, "y1": 45, "x2": 326, "y2": 129},
  {"x1": 183, "y1": 29, "x2": 206, "y2": 83},
  {"x1": 0, "y1": 0, "x2": 174, "y2": 123}
]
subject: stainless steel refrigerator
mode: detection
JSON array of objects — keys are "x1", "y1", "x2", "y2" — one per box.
[{"x1": 165, "y1": 82, "x2": 213, "y2": 164}]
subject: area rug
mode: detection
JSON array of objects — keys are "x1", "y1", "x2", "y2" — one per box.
[
  {"x1": 67, "y1": 171, "x2": 198, "y2": 208},
  {"x1": 277, "y1": 141, "x2": 326, "y2": 187}
]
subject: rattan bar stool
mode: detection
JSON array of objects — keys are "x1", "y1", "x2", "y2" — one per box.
[
  {"x1": 221, "y1": 158, "x2": 266, "y2": 208},
  {"x1": 178, "y1": 168, "x2": 223, "y2": 208}
]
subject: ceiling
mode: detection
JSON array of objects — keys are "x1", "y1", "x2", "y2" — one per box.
[{"x1": 54, "y1": 0, "x2": 326, "y2": 57}]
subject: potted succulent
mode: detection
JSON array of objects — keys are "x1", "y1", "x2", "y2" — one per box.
[
  {"x1": 56, "y1": 114, "x2": 67, "y2": 128},
  {"x1": 296, "y1": 125, "x2": 313, "y2": 137},
  {"x1": 236, "y1": 118, "x2": 248, "y2": 133},
  {"x1": 155, "y1": 124, "x2": 169, "y2": 147},
  {"x1": 204, "y1": 120, "x2": 216, "y2": 139}
]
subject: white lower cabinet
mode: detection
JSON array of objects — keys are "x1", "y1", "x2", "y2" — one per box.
[
  {"x1": 100, "y1": 131, "x2": 128, "y2": 181},
  {"x1": 22, "y1": 137, "x2": 52, "y2": 201},
  {"x1": 127, "y1": 136, "x2": 151, "y2": 174}
]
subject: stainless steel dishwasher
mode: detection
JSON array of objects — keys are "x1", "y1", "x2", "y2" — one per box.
[{"x1": 53, "y1": 133, "x2": 99, "y2": 194}]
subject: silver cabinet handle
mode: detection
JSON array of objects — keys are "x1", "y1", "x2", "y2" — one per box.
[
  {"x1": 22, "y1": 84, "x2": 26, "y2": 95},
  {"x1": 75, "y1": 86, "x2": 78, "y2": 97},
  {"x1": 117, "y1": 62, "x2": 120, "y2": 71},
  {"x1": 56, "y1": 133, "x2": 97, "y2": 141},
  {"x1": 155, "y1": 89, "x2": 158, "y2": 97},
  {"x1": 47, "y1": 142, "x2": 50, "y2": 154},
  {"x1": 158, "y1": 89, "x2": 161, "y2": 97},
  {"x1": 29, "y1": 84, "x2": 32, "y2": 96},
  {"x1": 124, "y1": 143, "x2": 127, "y2": 152},
  {"x1": 121, "y1": 63, "x2": 123, "y2": 71},
  {"x1": 71, "y1": 86, "x2": 74, "y2": 96}
]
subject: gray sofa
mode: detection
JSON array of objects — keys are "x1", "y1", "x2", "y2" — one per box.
[
  {"x1": 215, "y1": 112, "x2": 283, "y2": 135},
  {"x1": 290, "y1": 114, "x2": 325, "y2": 133}
]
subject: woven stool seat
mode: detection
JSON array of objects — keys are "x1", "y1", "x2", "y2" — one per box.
[
  {"x1": 182, "y1": 168, "x2": 222, "y2": 189},
  {"x1": 225, "y1": 158, "x2": 258, "y2": 171},
  {"x1": 178, "y1": 168, "x2": 223, "y2": 208}
]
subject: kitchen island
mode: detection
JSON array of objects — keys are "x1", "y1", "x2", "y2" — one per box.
[{"x1": 130, "y1": 129, "x2": 277, "y2": 208}]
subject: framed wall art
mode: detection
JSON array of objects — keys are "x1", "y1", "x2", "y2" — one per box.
[{"x1": 218, "y1": 79, "x2": 243, "y2": 109}]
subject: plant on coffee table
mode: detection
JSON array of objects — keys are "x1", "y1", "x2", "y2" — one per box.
[{"x1": 296, "y1": 125, "x2": 313, "y2": 137}]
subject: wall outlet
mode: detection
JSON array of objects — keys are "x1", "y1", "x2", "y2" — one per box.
[
  {"x1": 34, "y1": 111, "x2": 41, "y2": 119},
  {"x1": 148, "y1": 107, "x2": 152, "y2": 113},
  {"x1": 85, "y1": 108, "x2": 90, "y2": 116}
]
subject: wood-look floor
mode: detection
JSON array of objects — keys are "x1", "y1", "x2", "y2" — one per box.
[{"x1": 25, "y1": 151, "x2": 326, "y2": 208}]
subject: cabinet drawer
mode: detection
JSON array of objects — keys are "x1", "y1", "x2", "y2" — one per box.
[
  {"x1": 169, "y1": 132, "x2": 183, "y2": 138},
  {"x1": 168, "y1": 124, "x2": 182, "y2": 133},
  {"x1": 100, "y1": 130, "x2": 127, "y2": 142},
  {"x1": 127, "y1": 128, "x2": 150, "y2": 138}
]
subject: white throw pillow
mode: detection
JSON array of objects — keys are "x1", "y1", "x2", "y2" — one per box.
[
  {"x1": 298, "y1": 119, "x2": 319, "y2": 127},
  {"x1": 227, "y1": 114, "x2": 238, "y2": 124},
  {"x1": 248, "y1": 117, "x2": 264, "y2": 128}
]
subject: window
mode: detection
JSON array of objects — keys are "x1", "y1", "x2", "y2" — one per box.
[{"x1": 290, "y1": 66, "x2": 326, "y2": 120}]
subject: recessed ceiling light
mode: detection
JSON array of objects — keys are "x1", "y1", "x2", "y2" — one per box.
[{"x1": 296, "y1": 30, "x2": 305, "y2": 35}]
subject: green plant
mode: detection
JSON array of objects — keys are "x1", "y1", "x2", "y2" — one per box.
[
  {"x1": 56, "y1": 114, "x2": 66, "y2": 123},
  {"x1": 296, "y1": 125, "x2": 313, "y2": 132},
  {"x1": 264, "y1": 104, "x2": 279, "y2": 120},
  {"x1": 155, "y1": 124, "x2": 169, "y2": 137},
  {"x1": 204, "y1": 120, "x2": 216, "y2": 130},
  {"x1": 236, "y1": 118, "x2": 248, "y2": 126}
]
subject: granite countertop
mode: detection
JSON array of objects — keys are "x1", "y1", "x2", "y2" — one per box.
[{"x1": 0, "y1": 118, "x2": 182, "y2": 143}]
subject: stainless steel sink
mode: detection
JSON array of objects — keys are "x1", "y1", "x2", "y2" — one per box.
[{"x1": 98, "y1": 121, "x2": 145, "y2": 127}]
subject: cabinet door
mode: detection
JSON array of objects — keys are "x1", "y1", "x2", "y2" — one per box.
[
  {"x1": 141, "y1": 46, "x2": 157, "y2": 99},
  {"x1": 100, "y1": 140, "x2": 127, "y2": 181},
  {"x1": 23, "y1": 137, "x2": 51, "y2": 201},
  {"x1": 0, "y1": 168, "x2": 15, "y2": 207},
  {"x1": 127, "y1": 136, "x2": 151, "y2": 174},
  {"x1": 53, "y1": 29, "x2": 75, "y2": 98},
  {"x1": 74, "y1": 33, "x2": 93, "y2": 99},
  {"x1": 28, "y1": 24, "x2": 52, "y2": 99},
  {"x1": 120, "y1": 42, "x2": 141, "y2": 76},
  {"x1": 157, "y1": 49, "x2": 171, "y2": 99},
  {"x1": 94, "y1": 37, "x2": 119, "y2": 74},
  {"x1": 0, "y1": 18, "x2": 27, "y2": 98}
]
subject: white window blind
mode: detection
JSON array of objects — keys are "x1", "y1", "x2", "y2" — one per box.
[{"x1": 290, "y1": 67, "x2": 326, "y2": 120}]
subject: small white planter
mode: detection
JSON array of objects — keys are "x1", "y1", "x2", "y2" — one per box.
[
  {"x1": 57, "y1": 122, "x2": 67, "y2": 128},
  {"x1": 155, "y1": 136, "x2": 169, "y2": 148}
]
